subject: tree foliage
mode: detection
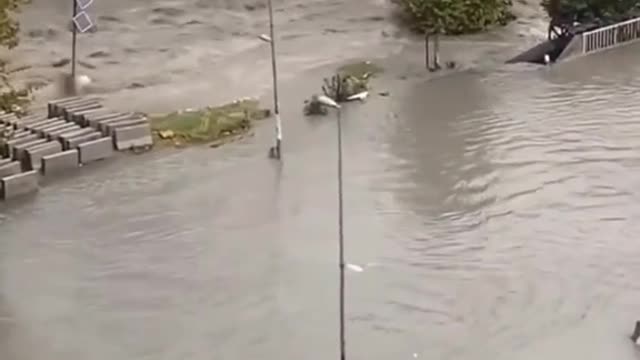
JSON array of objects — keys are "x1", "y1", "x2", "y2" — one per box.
[
  {"x1": 542, "y1": 0, "x2": 640, "y2": 24},
  {"x1": 0, "y1": 0, "x2": 31, "y2": 114},
  {"x1": 396, "y1": 0, "x2": 515, "y2": 35}
]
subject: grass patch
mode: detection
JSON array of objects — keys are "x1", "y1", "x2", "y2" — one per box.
[
  {"x1": 337, "y1": 61, "x2": 383, "y2": 79},
  {"x1": 150, "y1": 99, "x2": 270, "y2": 146}
]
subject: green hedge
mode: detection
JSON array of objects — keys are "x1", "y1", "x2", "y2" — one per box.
[
  {"x1": 396, "y1": 0, "x2": 515, "y2": 35},
  {"x1": 542, "y1": 0, "x2": 640, "y2": 24}
]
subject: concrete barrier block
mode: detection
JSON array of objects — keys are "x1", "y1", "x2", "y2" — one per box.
[
  {"x1": 0, "y1": 158, "x2": 11, "y2": 167},
  {"x1": 46, "y1": 124, "x2": 81, "y2": 140},
  {"x1": 59, "y1": 98, "x2": 101, "y2": 115},
  {"x1": 65, "y1": 131, "x2": 102, "y2": 149},
  {"x1": 88, "y1": 113, "x2": 131, "y2": 130},
  {"x1": 41, "y1": 149, "x2": 79, "y2": 176},
  {"x1": 29, "y1": 119, "x2": 66, "y2": 134},
  {"x1": 1, "y1": 170, "x2": 38, "y2": 200},
  {"x1": 0, "y1": 113, "x2": 18, "y2": 126},
  {"x1": 104, "y1": 118, "x2": 148, "y2": 136},
  {"x1": 48, "y1": 96, "x2": 85, "y2": 117},
  {"x1": 14, "y1": 114, "x2": 45, "y2": 128},
  {"x1": 0, "y1": 113, "x2": 17, "y2": 121},
  {"x1": 78, "y1": 137, "x2": 114, "y2": 164},
  {"x1": 25, "y1": 141, "x2": 62, "y2": 171},
  {"x1": 114, "y1": 124, "x2": 153, "y2": 150},
  {"x1": 98, "y1": 115, "x2": 143, "y2": 135},
  {"x1": 50, "y1": 97, "x2": 99, "y2": 118},
  {"x1": 0, "y1": 161, "x2": 20, "y2": 178},
  {"x1": 63, "y1": 102, "x2": 102, "y2": 121},
  {"x1": 19, "y1": 115, "x2": 53, "y2": 129},
  {"x1": 58, "y1": 128, "x2": 95, "y2": 147},
  {"x1": 11, "y1": 130, "x2": 32, "y2": 139},
  {"x1": 12, "y1": 138, "x2": 48, "y2": 162},
  {"x1": 70, "y1": 108, "x2": 112, "y2": 126},
  {"x1": 39, "y1": 122, "x2": 75, "y2": 137},
  {"x1": 3, "y1": 134, "x2": 39, "y2": 157}
]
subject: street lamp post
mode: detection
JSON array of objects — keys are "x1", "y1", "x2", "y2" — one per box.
[
  {"x1": 316, "y1": 95, "x2": 346, "y2": 360},
  {"x1": 263, "y1": 0, "x2": 282, "y2": 159}
]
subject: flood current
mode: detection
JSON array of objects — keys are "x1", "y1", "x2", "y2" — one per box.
[{"x1": 3, "y1": 3, "x2": 640, "y2": 359}]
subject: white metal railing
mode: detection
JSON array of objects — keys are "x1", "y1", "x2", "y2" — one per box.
[{"x1": 582, "y1": 16, "x2": 640, "y2": 54}]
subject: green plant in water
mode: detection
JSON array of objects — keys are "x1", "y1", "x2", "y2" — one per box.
[{"x1": 150, "y1": 99, "x2": 270, "y2": 144}]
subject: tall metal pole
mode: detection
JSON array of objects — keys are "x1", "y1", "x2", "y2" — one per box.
[
  {"x1": 267, "y1": 0, "x2": 282, "y2": 159},
  {"x1": 71, "y1": 0, "x2": 78, "y2": 79},
  {"x1": 424, "y1": 32, "x2": 429, "y2": 69},
  {"x1": 336, "y1": 108, "x2": 346, "y2": 360}
]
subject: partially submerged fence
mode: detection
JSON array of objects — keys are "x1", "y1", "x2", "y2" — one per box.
[{"x1": 582, "y1": 17, "x2": 640, "y2": 54}]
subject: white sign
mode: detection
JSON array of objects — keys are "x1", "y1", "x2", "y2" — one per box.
[
  {"x1": 77, "y1": 0, "x2": 93, "y2": 10},
  {"x1": 73, "y1": 11, "x2": 94, "y2": 33}
]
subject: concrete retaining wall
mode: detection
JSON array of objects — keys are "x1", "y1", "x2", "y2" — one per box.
[
  {"x1": 114, "y1": 124, "x2": 153, "y2": 150},
  {"x1": 78, "y1": 137, "x2": 114, "y2": 164},
  {"x1": 41, "y1": 149, "x2": 79, "y2": 176},
  {"x1": 0, "y1": 161, "x2": 20, "y2": 178},
  {"x1": 25, "y1": 141, "x2": 62, "y2": 171},
  {"x1": 1, "y1": 170, "x2": 38, "y2": 200}
]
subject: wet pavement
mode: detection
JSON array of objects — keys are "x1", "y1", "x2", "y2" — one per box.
[{"x1": 3, "y1": 0, "x2": 640, "y2": 359}]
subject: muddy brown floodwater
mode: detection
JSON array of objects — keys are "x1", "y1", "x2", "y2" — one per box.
[{"x1": 2, "y1": 0, "x2": 640, "y2": 360}]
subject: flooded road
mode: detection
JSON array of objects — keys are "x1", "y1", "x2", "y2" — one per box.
[
  {"x1": 2, "y1": 40, "x2": 640, "y2": 359},
  {"x1": 3, "y1": 0, "x2": 640, "y2": 357}
]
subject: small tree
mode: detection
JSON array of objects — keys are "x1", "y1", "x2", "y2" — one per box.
[
  {"x1": 397, "y1": 0, "x2": 515, "y2": 35},
  {"x1": 0, "y1": 0, "x2": 31, "y2": 114}
]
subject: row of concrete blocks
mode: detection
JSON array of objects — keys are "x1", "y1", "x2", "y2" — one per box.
[
  {"x1": 0, "y1": 109, "x2": 116, "y2": 200},
  {"x1": 0, "y1": 138, "x2": 114, "y2": 200},
  {"x1": 0, "y1": 111, "x2": 113, "y2": 169},
  {"x1": 46, "y1": 96, "x2": 153, "y2": 151}
]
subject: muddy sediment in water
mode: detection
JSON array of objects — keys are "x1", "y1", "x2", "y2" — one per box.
[{"x1": 9, "y1": 0, "x2": 548, "y2": 113}]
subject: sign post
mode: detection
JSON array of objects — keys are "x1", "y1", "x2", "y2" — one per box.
[{"x1": 70, "y1": 0, "x2": 95, "y2": 80}]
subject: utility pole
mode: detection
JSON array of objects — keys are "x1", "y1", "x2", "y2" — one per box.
[
  {"x1": 69, "y1": 0, "x2": 94, "y2": 91},
  {"x1": 71, "y1": 0, "x2": 78, "y2": 79}
]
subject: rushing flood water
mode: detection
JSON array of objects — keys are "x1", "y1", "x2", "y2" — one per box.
[{"x1": 3, "y1": 40, "x2": 640, "y2": 360}]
